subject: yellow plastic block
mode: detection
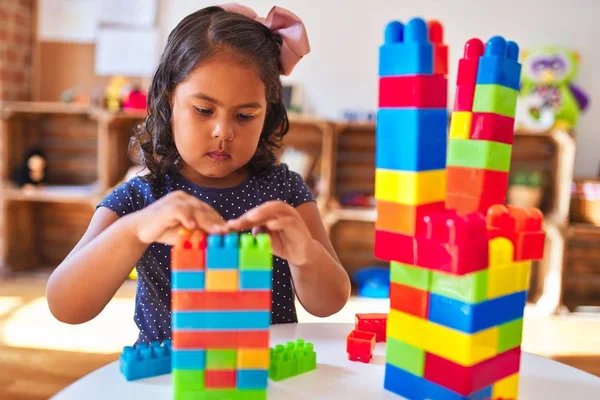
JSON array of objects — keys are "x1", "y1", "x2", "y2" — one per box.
[
  {"x1": 205, "y1": 269, "x2": 238, "y2": 291},
  {"x1": 489, "y1": 237, "x2": 514, "y2": 267},
  {"x1": 449, "y1": 111, "x2": 472, "y2": 139},
  {"x1": 387, "y1": 310, "x2": 498, "y2": 366},
  {"x1": 515, "y1": 261, "x2": 532, "y2": 292},
  {"x1": 237, "y1": 349, "x2": 270, "y2": 369},
  {"x1": 375, "y1": 169, "x2": 446, "y2": 205},
  {"x1": 488, "y1": 262, "x2": 519, "y2": 299},
  {"x1": 492, "y1": 372, "x2": 519, "y2": 399}
]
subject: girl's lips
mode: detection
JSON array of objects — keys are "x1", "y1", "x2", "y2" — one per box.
[{"x1": 207, "y1": 151, "x2": 231, "y2": 161}]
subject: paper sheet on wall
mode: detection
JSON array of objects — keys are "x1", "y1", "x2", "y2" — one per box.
[
  {"x1": 98, "y1": 0, "x2": 158, "y2": 27},
  {"x1": 37, "y1": 0, "x2": 102, "y2": 42},
  {"x1": 95, "y1": 27, "x2": 160, "y2": 77}
]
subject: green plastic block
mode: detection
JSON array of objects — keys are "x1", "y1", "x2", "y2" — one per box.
[
  {"x1": 206, "y1": 349, "x2": 237, "y2": 369},
  {"x1": 269, "y1": 339, "x2": 316, "y2": 381},
  {"x1": 172, "y1": 369, "x2": 204, "y2": 391},
  {"x1": 240, "y1": 233, "x2": 273, "y2": 270},
  {"x1": 430, "y1": 269, "x2": 488, "y2": 304},
  {"x1": 498, "y1": 318, "x2": 523, "y2": 353},
  {"x1": 472, "y1": 84, "x2": 518, "y2": 117},
  {"x1": 386, "y1": 337, "x2": 425, "y2": 377},
  {"x1": 390, "y1": 262, "x2": 431, "y2": 291},
  {"x1": 174, "y1": 388, "x2": 266, "y2": 400},
  {"x1": 447, "y1": 139, "x2": 512, "y2": 172}
]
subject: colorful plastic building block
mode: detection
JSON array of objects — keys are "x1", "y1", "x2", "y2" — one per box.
[
  {"x1": 476, "y1": 36, "x2": 521, "y2": 91},
  {"x1": 454, "y1": 39, "x2": 484, "y2": 111},
  {"x1": 379, "y1": 18, "x2": 433, "y2": 76},
  {"x1": 379, "y1": 75, "x2": 447, "y2": 108},
  {"x1": 171, "y1": 231, "x2": 273, "y2": 400},
  {"x1": 428, "y1": 20, "x2": 448, "y2": 76},
  {"x1": 355, "y1": 313, "x2": 388, "y2": 342},
  {"x1": 375, "y1": 169, "x2": 446, "y2": 205},
  {"x1": 375, "y1": 200, "x2": 445, "y2": 237},
  {"x1": 120, "y1": 340, "x2": 172, "y2": 381},
  {"x1": 346, "y1": 330, "x2": 376, "y2": 363},
  {"x1": 269, "y1": 339, "x2": 317, "y2": 381},
  {"x1": 449, "y1": 111, "x2": 473, "y2": 140},
  {"x1": 446, "y1": 166, "x2": 509, "y2": 199},
  {"x1": 446, "y1": 139, "x2": 512, "y2": 172},
  {"x1": 469, "y1": 112, "x2": 515, "y2": 144}
]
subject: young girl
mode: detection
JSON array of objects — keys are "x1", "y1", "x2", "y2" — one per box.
[{"x1": 46, "y1": 4, "x2": 351, "y2": 344}]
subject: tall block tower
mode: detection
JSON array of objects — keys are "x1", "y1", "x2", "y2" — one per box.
[
  {"x1": 171, "y1": 230, "x2": 273, "y2": 400},
  {"x1": 375, "y1": 19, "x2": 546, "y2": 400}
]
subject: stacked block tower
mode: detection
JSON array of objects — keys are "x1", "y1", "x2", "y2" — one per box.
[
  {"x1": 375, "y1": 18, "x2": 546, "y2": 400},
  {"x1": 171, "y1": 230, "x2": 273, "y2": 400}
]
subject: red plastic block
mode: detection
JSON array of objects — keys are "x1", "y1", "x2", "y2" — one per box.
[
  {"x1": 355, "y1": 313, "x2": 387, "y2": 343},
  {"x1": 171, "y1": 230, "x2": 206, "y2": 271},
  {"x1": 415, "y1": 210, "x2": 489, "y2": 275},
  {"x1": 376, "y1": 200, "x2": 446, "y2": 237},
  {"x1": 379, "y1": 75, "x2": 447, "y2": 108},
  {"x1": 172, "y1": 290, "x2": 272, "y2": 311},
  {"x1": 453, "y1": 84, "x2": 476, "y2": 111},
  {"x1": 446, "y1": 166, "x2": 508, "y2": 199},
  {"x1": 446, "y1": 191, "x2": 506, "y2": 216},
  {"x1": 205, "y1": 370, "x2": 236, "y2": 389},
  {"x1": 428, "y1": 20, "x2": 448, "y2": 76},
  {"x1": 487, "y1": 205, "x2": 545, "y2": 261},
  {"x1": 454, "y1": 39, "x2": 484, "y2": 112},
  {"x1": 390, "y1": 282, "x2": 429, "y2": 319},
  {"x1": 470, "y1": 112, "x2": 516, "y2": 145},
  {"x1": 346, "y1": 329, "x2": 376, "y2": 363},
  {"x1": 424, "y1": 347, "x2": 521, "y2": 396},
  {"x1": 374, "y1": 230, "x2": 416, "y2": 264},
  {"x1": 173, "y1": 330, "x2": 269, "y2": 349}
]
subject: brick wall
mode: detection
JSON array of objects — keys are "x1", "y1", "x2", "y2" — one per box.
[{"x1": 0, "y1": 0, "x2": 34, "y2": 102}]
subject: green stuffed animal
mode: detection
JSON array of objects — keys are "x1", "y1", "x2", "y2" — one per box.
[{"x1": 518, "y1": 47, "x2": 589, "y2": 131}]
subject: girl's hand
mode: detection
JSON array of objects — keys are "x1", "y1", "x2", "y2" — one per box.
[
  {"x1": 131, "y1": 191, "x2": 229, "y2": 245},
  {"x1": 227, "y1": 200, "x2": 318, "y2": 266}
]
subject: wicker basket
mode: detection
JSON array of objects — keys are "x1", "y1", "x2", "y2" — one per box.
[{"x1": 571, "y1": 179, "x2": 600, "y2": 225}]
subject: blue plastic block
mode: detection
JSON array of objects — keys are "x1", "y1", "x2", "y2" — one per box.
[
  {"x1": 384, "y1": 363, "x2": 492, "y2": 400},
  {"x1": 379, "y1": 18, "x2": 433, "y2": 76},
  {"x1": 428, "y1": 291, "x2": 527, "y2": 333},
  {"x1": 476, "y1": 36, "x2": 521, "y2": 90},
  {"x1": 172, "y1": 349, "x2": 206, "y2": 369},
  {"x1": 237, "y1": 369, "x2": 269, "y2": 389},
  {"x1": 171, "y1": 271, "x2": 205, "y2": 290},
  {"x1": 172, "y1": 310, "x2": 271, "y2": 330},
  {"x1": 207, "y1": 233, "x2": 239, "y2": 269},
  {"x1": 239, "y1": 270, "x2": 272, "y2": 290},
  {"x1": 376, "y1": 108, "x2": 448, "y2": 171},
  {"x1": 120, "y1": 340, "x2": 172, "y2": 381}
]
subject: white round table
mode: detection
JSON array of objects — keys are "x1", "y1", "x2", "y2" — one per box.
[{"x1": 51, "y1": 323, "x2": 600, "y2": 400}]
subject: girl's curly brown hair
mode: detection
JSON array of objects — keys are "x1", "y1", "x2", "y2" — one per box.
[{"x1": 129, "y1": 6, "x2": 289, "y2": 184}]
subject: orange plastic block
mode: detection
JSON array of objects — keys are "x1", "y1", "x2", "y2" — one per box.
[
  {"x1": 171, "y1": 230, "x2": 206, "y2": 271},
  {"x1": 445, "y1": 192, "x2": 505, "y2": 216},
  {"x1": 375, "y1": 200, "x2": 445, "y2": 236},
  {"x1": 205, "y1": 269, "x2": 238, "y2": 291},
  {"x1": 429, "y1": 20, "x2": 448, "y2": 76},
  {"x1": 390, "y1": 282, "x2": 429, "y2": 319},
  {"x1": 205, "y1": 370, "x2": 236, "y2": 389},
  {"x1": 487, "y1": 205, "x2": 545, "y2": 261},
  {"x1": 446, "y1": 166, "x2": 509, "y2": 199},
  {"x1": 172, "y1": 290, "x2": 272, "y2": 311},
  {"x1": 173, "y1": 330, "x2": 269, "y2": 349}
]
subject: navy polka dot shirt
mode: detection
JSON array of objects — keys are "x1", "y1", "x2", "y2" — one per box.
[{"x1": 97, "y1": 163, "x2": 315, "y2": 344}]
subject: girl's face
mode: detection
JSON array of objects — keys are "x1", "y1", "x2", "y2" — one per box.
[{"x1": 171, "y1": 56, "x2": 267, "y2": 187}]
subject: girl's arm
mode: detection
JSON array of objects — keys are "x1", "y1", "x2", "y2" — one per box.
[
  {"x1": 46, "y1": 191, "x2": 230, "y2": 324},
  {"x1": 228, "y1": 201, "x2": 351, "y2": 318}
]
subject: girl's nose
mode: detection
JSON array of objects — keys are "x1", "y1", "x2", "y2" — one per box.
[{"x1": 211, "y1": 119, "x2": 234, "y2": 141}]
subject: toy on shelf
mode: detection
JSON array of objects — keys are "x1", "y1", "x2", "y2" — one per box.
[
  {"x1": 170, "y1": 230, "x2": 273, "y2": 400},
  {"x1": 353, "y1": 267, "x2": 390, "y2": 298},
  {"x1": 12, "y1": 146, "x2": 47, "y2": 188},
  {"x1": 346, "y1": 330, "x2": 376, "y2": 363},
  {"x1": 269, "y1": 339, "x2": 317, "y2": 381},
  {"x1": 355, "y1": 313, "x2": 387, "y2": 342},
  {"x1": 120, "y1": 340, "x2": 172, "y2": 381},
  {"x1": 375, "y1": 17, "x2": 545, "y2": 400},
  {"x1": 517, "y1": 46, "x2": 589, "y2": 132}
]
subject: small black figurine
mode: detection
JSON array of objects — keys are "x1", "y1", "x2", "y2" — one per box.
[{"x1": 12, "y1": 147, "x2": 47, "y2": 187}]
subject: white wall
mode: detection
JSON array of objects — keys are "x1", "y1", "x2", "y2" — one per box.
[{"x1": 159, "y1": 0, "x2": 600, "y2": 176}]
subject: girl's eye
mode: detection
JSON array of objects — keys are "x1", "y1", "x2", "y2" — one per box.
[
  {"x1": 237, "y1": 113, "x2": 255, "y2": 121},
  {"x1": 194, "y1": 107, "x2": 213, "y2": 116}
]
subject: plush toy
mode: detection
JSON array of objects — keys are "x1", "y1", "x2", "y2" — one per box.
[
  {"x1": 518, "y1": 47, "x2": 589, "y2": 131},
  {"x1": 12, "y1": 147, "x2": 48, "y2": 188}
]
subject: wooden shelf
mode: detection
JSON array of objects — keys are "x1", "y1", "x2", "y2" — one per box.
[{"x1": 2, "y1": 183, "x2": 101, "y2": 204}]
